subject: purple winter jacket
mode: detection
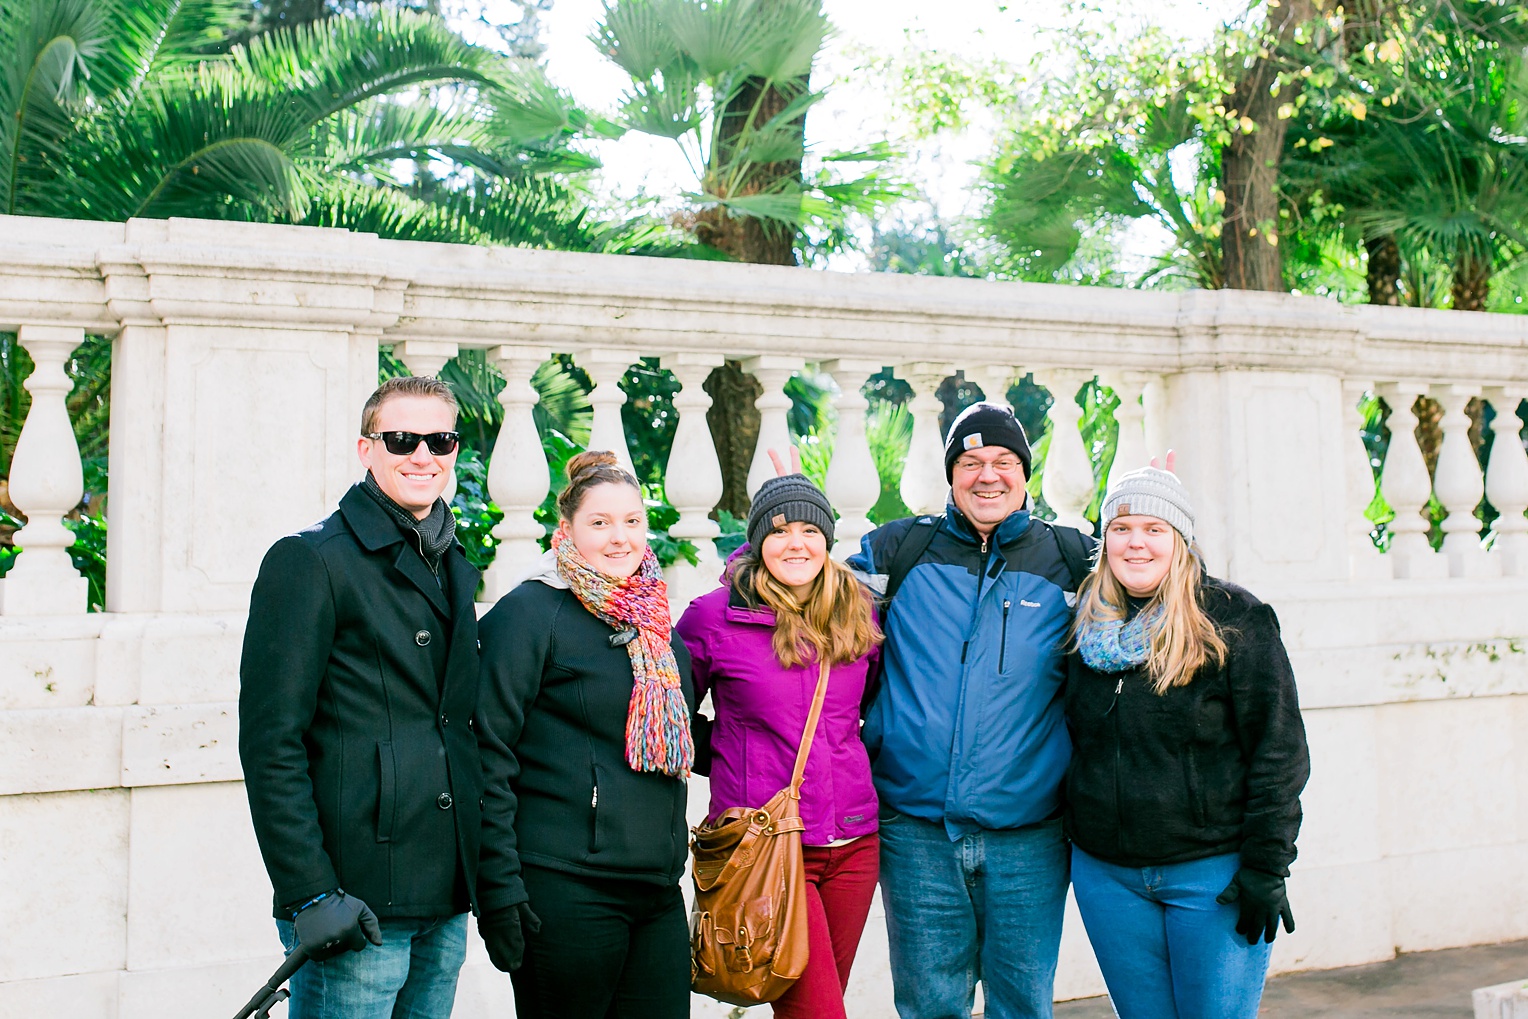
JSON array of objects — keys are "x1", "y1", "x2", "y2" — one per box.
[{"x1": 675, "y1": 579, "x2": 881, "y2": 847}]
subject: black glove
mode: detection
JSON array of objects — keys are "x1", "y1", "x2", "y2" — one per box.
[
  {"x1": 479, "y1": 902, "x2": 542, "y2": 973},
  {"x1": 293, "y1": 890, "x2": 383, "y2": 961},
  {"x1": 1216, "y1": 868, "x2": 1295, "y2": 945}
]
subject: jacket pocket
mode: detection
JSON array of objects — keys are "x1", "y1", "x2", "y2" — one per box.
[
  {"x1": 589, "y1": 763, "x2": 604, "y2": 854},
  {"x1": 376, "y1": 742, "x2": 396, "y2": 843},
  {"x1": 999, "y1": 599, "x2": 1011, "y2": 672}
]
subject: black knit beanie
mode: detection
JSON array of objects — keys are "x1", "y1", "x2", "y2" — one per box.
[
  {"x1": 746, "y1": 474, "x2": 836, "y2": 550},
  {"x1": 943, "y1": 402, "x2": 1033, "y2": 481}
]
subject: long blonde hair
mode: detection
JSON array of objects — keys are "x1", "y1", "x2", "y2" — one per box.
[
  {"x1": 731, "y1": 550, "x2": 882, "y2": 668},
  {"x1": 1072, "y1": 528, "x2": 1228, "y2": 693}
]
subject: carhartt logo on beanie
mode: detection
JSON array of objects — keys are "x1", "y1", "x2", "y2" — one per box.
[
  {"x1": 943, "y1": 402, "x2": 1033, "y2": 481},
  {"x1": 747, "y1": 474, "x2": 836, "y2": 550}
]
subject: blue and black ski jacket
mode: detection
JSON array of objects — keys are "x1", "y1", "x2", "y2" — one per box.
[{"x1": 849, "y1": 500, "x2": 1091, "y2": 839}]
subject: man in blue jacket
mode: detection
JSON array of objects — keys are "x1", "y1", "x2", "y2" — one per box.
[{"x1": 849, "y1": 401, "x2": 1090, "y2": 1019}]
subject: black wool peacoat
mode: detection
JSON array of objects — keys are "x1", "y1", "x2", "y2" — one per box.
[{"x1": 239, "y1": 483, "x2": 483, "y2": 920}]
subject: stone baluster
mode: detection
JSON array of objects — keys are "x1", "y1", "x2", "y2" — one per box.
[
  {"x1": 393, "y1": 339, "x2": 458, "y2": 378},
  {"x1": 1484, "y1": 387, "x2": 1528, "y2": 576},
  {"x1": 480, "y1": 345, "x2": 552, "y2": 602},
  {"x1": 745, "y1": 355, "x2": 805, "y2": 499},
  {"x1": 1433, "y1": 384, "x2": 1492, "y2": 577},
  {"x1": 0, "y1": 325, "x2": 89, "y2": 615},
  {"x1": 1343, "y1": 379, "x2": 1388, "y2": 579},
  {"x1": 1378, "y1": 383, "x2": 1445, "y2": 579},
  {"x1": 393, "y1": 339, "x2": 462, "y2": 503},
  {"x1": 1100, "y1": 371, "x2": 1150, "y2": 489},
  {"x1": 1033, "y1": 369, "x2": 1097, "y2": 532},
  {"x1": 898, "y1": 361, "x2": 955, "y2": 516},
  {"x1": 664, "y1": 353, "x2": 726, "y2": 603},
  {"x1": 824, "y1": 359, "x2": 883, "y2": 559},
  {"x1": 973, "y1": 365, "x2": 1016, "y2": 409},
  {"x1": 579, "y1": 349, "x2": 640, "y2": 476},
  {"x1": 1143, "y1": 375, "x2": 1168, "y2": 461}
]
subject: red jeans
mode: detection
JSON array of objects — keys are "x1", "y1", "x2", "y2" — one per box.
[{"x1": 772, "y1": 833, "x2": 881, "y2": 1019}]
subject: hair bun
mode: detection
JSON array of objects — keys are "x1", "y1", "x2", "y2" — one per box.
[{"x1": 565, "y1": 449, "x2": 621, "y2": 481}]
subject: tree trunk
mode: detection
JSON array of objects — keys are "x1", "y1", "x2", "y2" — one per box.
[
  {"x1": 1221, "y1": 0, "x2": 1316, "y2": 291},
  {"x1": 1366, "y1": 234, "x2": 1402, "y2": 305},
  {"x1": 1451, "y1": 251, "x2": 1492, "y2": 311},
  {"x1": 695, "y1": 4, "x2": 812, "y2": 516}
]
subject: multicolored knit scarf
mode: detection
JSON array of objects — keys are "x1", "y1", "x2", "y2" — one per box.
[
  {"x1": 1076, "y1": 605, "x2": 1162, "y2": 674},
  {"x1": 553, "y1": 533, "x2": 693, "y2": 778}
]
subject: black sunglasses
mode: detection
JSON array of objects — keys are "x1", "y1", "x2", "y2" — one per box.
[{"x1": 363, "y1": 430, "x2": 460, "y2": 456}]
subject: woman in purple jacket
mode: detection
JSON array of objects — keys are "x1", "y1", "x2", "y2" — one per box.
[{"x1": 676, "y1": 470, "x2": 882, "y2": 1019}]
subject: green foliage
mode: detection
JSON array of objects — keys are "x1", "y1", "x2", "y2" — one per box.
[
  {"x1": 0, "y1": 0, "x2": 609, "y2": 248},
  {"x1": 976, "y1": 16, "x2": 1232, "y2": 288},
  {"x1": 592, "y1": 0, "x2": 903, "y2": 256}
]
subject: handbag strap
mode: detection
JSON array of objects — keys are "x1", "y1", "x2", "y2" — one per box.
[{"x1": 787, "y1": 658, "x2": 833, "y2": 796}]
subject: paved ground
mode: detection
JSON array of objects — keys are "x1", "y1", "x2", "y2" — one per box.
[{"x1": 1054, "y1": 939, "x2": 1528, "y2": 1017}]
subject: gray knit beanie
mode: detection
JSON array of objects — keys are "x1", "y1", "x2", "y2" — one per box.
[
  {"x1": 747, "y1": 474, "x2": 836, "y2": 550},
  {"x1": 1101, "y1": 467, "x2": 1195, "y2": 543}
]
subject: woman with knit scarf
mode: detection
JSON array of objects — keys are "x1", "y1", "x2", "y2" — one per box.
[
  {"x1": 475, "y1": 450, "x2": 694, "y2": 1019},
  {"x1": 1065, "y1": 462, "x2": 1310, "y2": 1019},
  {"x1": 675, "y1": 458, "x2": 883, "y2": 1019}
]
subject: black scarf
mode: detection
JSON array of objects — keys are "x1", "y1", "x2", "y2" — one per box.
[{"x1": 361, "y1": 472, "x2": 456, "y2": 576}]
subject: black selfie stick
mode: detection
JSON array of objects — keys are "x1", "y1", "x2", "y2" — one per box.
[{"x1": 231, "y1": 946, "x2": 308, "y2": 1019}]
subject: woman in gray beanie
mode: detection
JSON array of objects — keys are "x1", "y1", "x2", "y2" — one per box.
[{"x1": 1063, "y1": 463, "x2": 1311, "y2": 1019}]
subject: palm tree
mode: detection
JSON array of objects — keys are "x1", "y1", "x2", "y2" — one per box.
[{"x1": 1, "y1": 0, "x2": 602, "y2": 246}]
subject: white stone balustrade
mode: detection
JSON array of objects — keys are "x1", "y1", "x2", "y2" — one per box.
[
  {"x1": 1034, "y1": 369, "x2": 1097, "y2": 531},
  {"x1": 580, "y1": 348, "x2": 640, "y2": 477},
  {"x1": 481, "y1": 345, "x2": 552, "y2": 601},
  {"x1": 664, "y1": 352, "x2": 726, "y2": 604},
  {"x1": 1379, "y1": 383, "x2": 1445, "y2": 580},
  {"x1": 1485, "y1": 389, "x2": 1528, "y2": 577},
  {"x1": 823, "y1": 359, "x2": 882, "y2": 558},
  {"x1": 744, "y1": 355, "x2": 804, "y2": 498},
  {"x1": 6, "y1": 215, "x2": 1528, "y2": 1017},
  {"x1": 898, "y1": 361, "x2": 954, "y2": 515},
  {"x1": 0, "y1": 325, "x2": 89, "y2": 615},
  {"x1": 1434, "y1": 385, "x2": 1491, "y2": 577}
]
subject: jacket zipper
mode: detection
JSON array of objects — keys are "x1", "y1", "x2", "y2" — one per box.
[
  {"x1": 999, "y1": 600, "x2": 1011, "y2": 671},
  {"x1": 1111, "y1": 680, "x2": 1124, "y2": 857}
]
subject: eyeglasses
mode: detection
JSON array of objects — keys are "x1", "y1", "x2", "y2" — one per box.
[
  {"x1": 952, "y1": 456, "x2": 1022, "y2": 475},
  {"x1": 363, "y1": 430, "x2": 461, "y2": 456}
]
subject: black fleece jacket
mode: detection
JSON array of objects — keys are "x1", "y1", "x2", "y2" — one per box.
[
  {"x1": 1064, "y1": 576, "x2": 1310, "y2": 876},
  {"x1": 475, "y1": 577, "x2": 695, "y2": 915}
]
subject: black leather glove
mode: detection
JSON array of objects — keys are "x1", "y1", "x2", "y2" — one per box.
[
  {"x1": 1216, "y1": 868, "x2": 1295, "y2": 945},
  {"x1": 293, "y1": 890, "x2": 383, "y2": 961},
  {"x1": 479, "y1": 902, "x2": 542, "y2": 973}
]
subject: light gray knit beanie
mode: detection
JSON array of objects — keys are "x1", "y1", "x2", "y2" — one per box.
[{"x1": 1101, "y1": 467, "x2": 1195, "y2": 543}]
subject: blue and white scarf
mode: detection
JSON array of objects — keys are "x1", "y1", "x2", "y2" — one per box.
[{"x1": 1077, "y1": 606, "x2": 1161, "y2": 674}]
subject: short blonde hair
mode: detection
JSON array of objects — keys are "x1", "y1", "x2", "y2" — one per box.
[{"x1": 360, "y1": 376, "x2": 458, "y2": 435}]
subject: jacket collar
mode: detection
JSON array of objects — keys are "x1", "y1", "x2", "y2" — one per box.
[
  {"x1": 944, "y1": 495, "x2": 1033, "y2": 548},
  {"x1": 338, "y1": 483, "x2": 458, "y2": 618},
  {"x1": 724, "y1": 575, "x2": 778, "y2": 626}
]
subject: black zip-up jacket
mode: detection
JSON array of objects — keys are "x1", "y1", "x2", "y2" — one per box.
[
  {"x1": 1064, "y1": 576, "x2": 1310, "y2": 876},
  {"x1": 475, "y1": 573, "x2": 695, "y2": 914}
]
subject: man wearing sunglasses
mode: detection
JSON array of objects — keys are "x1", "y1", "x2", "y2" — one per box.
[{"x1": 239, "y1": 375, "x2": 484, "y2": 1019}]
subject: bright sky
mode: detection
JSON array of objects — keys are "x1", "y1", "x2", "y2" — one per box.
[{"x1": 460, "y1": 0, "x2": 1251, "y2": 263}]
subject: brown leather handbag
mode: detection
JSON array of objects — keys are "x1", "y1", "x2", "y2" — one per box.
[{"x1": 689, "y1": 659, "x2": 832, "y2": 1005}]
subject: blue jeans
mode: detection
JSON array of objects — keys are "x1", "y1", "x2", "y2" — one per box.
[
  {"x1": 275, "y1": 914, "x2": 467, "y2": 1019},
  {"x1": 1070, "y1": 848, "x2": 1272, "y2": 1019},
  {"x1": 878, "y1": 812, "x2": 1069, "y2": 1019}
]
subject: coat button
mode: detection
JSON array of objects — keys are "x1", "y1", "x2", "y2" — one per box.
[
  {"x1": 415, "y1": 630, "x2": 431, "y2": 646},
  {"x1": 440, "y1": 715, "x2": 449, "y2": 726},
  {"x1": 437, "y1": 792, "x2": 453, "y2": 810}
]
